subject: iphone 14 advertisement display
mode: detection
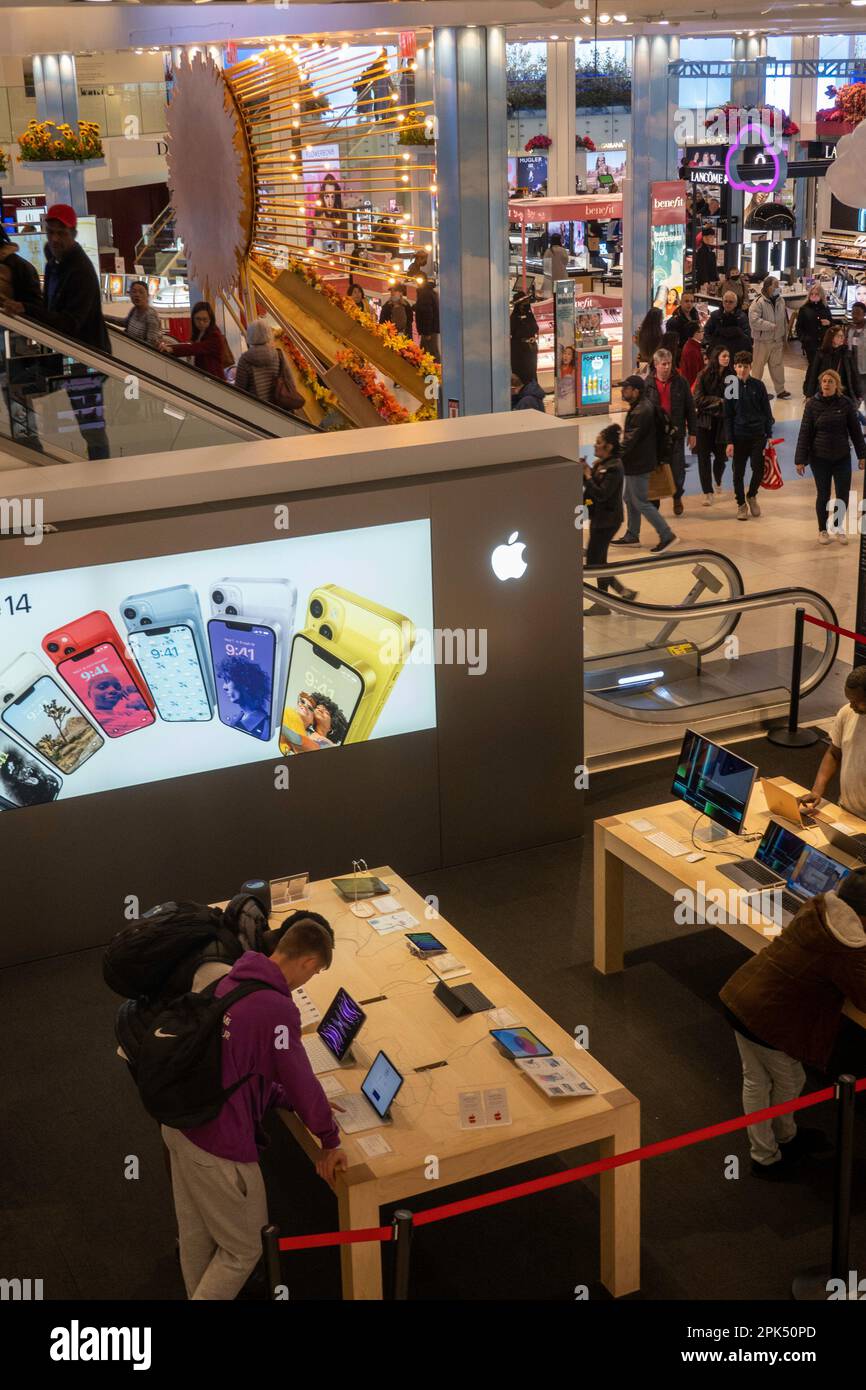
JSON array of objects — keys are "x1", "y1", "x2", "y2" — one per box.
[{"x1": 0, "y1": 519, "x2": 435, "y2": 810}]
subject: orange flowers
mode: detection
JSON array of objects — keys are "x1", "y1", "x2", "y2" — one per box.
[{"x1": 18, "y1": 118, "x2": 103, "y2": 163}]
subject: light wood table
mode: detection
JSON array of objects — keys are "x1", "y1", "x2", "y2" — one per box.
[
  {"x1": 270, "y1": 867, "x2": 640, "y2": 1300},
  {"x1": 594, "y1": 780, "x2": 866, "y2": 1029}
]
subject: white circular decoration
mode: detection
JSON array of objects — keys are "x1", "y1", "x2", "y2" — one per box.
[{"x1": 166, "y1": 53, "x2": 254, "y2": 299}]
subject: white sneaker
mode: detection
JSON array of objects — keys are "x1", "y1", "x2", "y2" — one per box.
[
  {"x1": 818, "y1": 531, "x2": 831, "y2": 545},
  {"x1": 838, "y1": 531, "x2": 849, "y2": 545},
  {"x1": 737, "y1": 504, "x2": 749, "y2": 520},
  {"x1": 748, "y1": 495, "x2": 761, "y2": 517},
  {"x1": 702, "y1": 494, "x2": 713, "y2": 507}
]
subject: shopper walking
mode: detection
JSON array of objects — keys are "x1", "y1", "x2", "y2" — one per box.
[
  {"x1": 795, "y1": 285, "x2": 833, "y2": 377},
  {"x1": 665, "y1": 290, "x2": 699, "y2": 365},
  {"x1": 801, "y1": 666, "x2": 866, "y2": 819},
  {"x1": 645, "y1": 348, "x2": 697, "y2": 517},
  {"x1": 123, "y1": 280, "x2": 162, "y2": 348},
  {"x1": 542, "y1": 233, "x2": 569, "y2": 295},
  {"x1": 748, "y1": 275, "x2": 791, "y2": 399},
  {"x1": 161, "y1": 301, "x2": 228, "y2": 380},
  {"x1": 510, "y1": 290, "x2": 539, "y2": 383},
  {"x1": 234, "y1": 318, "x2": 304, "y2": 411},
  {"x1": 2, "y1": 203, "x2": 111, "y2": 459},
  {"x1": 414, "y1": 276, "x2": 440, "y2": 361},
  {"x1": 693, "y1": 226, "x2": 719, "y2": 291},
  {"x1": 0, "y1": 227, "x2": 41, "y2": 307},
  {"x1": 582, "y1": 422, "x2": 637, "y2": 613},
  {"x1": 163, "y1": 918, "x2": 347, "y2": 1300},
  {"x1": 678, "y1": 323, "x2": 705, "y2": 389},
  {"x1": 511, "y1": 371, "x2": 545, "y2": 411},
  {"x1": 704, "y1": 291, "x2": 752, "y2": 357},
  {"x1": 724, "y1": 350, "x2": 775, "y2": 520},
  {"x1": 612, "y1": 374, "x2": 677, "y2": 553},
  {"x1": 719, "y1": 868, "x2": 866, "y2": 1180},
  {"x1": 635, "y1": 306, "x2": 664, "y2": 369},
  {"x1": 848, "y1": 300, "x2": 866, "y2": 385},
  {"x1": 804, "y1": 324, "x2": 863, "y2": 404},
  {"x1": 379, "y1": 284, "x2": 414, "y2": 337},
  {"x1": 720, "y1": 265, "x2": 748, "y2": 309},
  {"x1": 795, "y1": 368, "x2": 866, "y2": 545},
  {"x1": 693, "y1": 345, "x2": 735, "y2": 503}
]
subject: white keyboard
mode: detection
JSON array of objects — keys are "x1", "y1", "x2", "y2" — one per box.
[
  {"x1": 646, "y1": 831, "x2": 691, "y2": 857},
  {"x1": 336, "y1": 1093, "x2": 385, "y2": 1134},
  {"x1": 292, "y1": 987, "x2": 321, "y2": 1028},
  {"x1": 302, "y1": 1034, "x2": 341, "y2": 1074}
]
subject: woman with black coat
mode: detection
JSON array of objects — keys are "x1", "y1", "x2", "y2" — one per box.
[
  {"x1": 582, "y1": 423, "x2": 637, "y2": 614},
  {"x1": 510, "y1": 290, "x2": 539, "y2": 383},
  {"x1": 795, "y1": 367, "x2": 866, "y2": 544},
  {"x1": 693, "y1": 345, "x2": 735, "y2": 501},
  {"x1": 804, "y1": 325, "x2": 863, "y2": 403},
  {"x1": 796, "y1": 285, "x2": 833, "y2": 375}
]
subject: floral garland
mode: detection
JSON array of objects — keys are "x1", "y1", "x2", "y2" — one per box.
[
  {"x1": 703, "y1": 104, "x2": 799, "y2": 138},
  {"x1": 18, "y1": 118, "x2": 103, "y2": 163},
  {"x1": 818, "y1": 83, "x2": 866, "y2": 129},
  {"x1": 525, "y1": 133, "x2": 552, "y2": 151},
  {"x1": 335, "y1": 348, "x2": 411, "y2": 423},
  {"x1": 576, "y1": 134, "x2": 596, "y2": 151},
  {"x1": 273, "y1": 330, "x2": 340, "y2": 411},
  {"x1": 0, "y1": 149, "x2": 7, "y2": 174}
]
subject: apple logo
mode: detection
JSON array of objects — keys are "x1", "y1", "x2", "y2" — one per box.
[{"x1": 491, "y1": 531, "x2": 528, "y2": 582}]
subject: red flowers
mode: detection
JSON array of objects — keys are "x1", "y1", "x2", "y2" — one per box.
[
  {"x1": 525, "y1": 134, "x2": 552, "y2": 151},
  {"x1": 576, "y1": 135, "x2": 596, "y2": 151}
]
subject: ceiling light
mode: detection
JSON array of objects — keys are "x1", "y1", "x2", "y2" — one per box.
[
  {"x1": 599, "y1": 13, "x2": 612, "y2": 21},
  {"x1": 613, "y1": 12, "x2": 628, "y2": 19}
]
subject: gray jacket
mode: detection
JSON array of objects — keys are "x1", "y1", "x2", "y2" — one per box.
[{"x1": 749, "y1": 292, "x2": 788, "y2": 345}]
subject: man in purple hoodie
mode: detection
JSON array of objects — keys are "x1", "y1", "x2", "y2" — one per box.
[{"x1": 162, "y1": 917, "x2": 347, "y2": 1300}]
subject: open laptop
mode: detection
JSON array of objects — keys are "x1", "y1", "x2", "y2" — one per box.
[
  {"x1": 719, "y1": 820, "x2": 806, "y2": 893},
  {"x1": 301, "y1": 987, "x2": 366, "y2": 1074},
  {"x1": 775, "y1": 844, "x2": 851, "y2": 926},
  {"x1": 335, "y1": 1050, "x2": 404, "y2": 1134},
  {"x1": 815, "y1": 817, "x2": 866, "y2": 864},
  {"x1": 760, "y1": 777, "x2": 817, "y2": 830}
]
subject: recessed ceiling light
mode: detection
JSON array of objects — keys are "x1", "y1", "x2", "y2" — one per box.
[
  {"x1": 599, "y1": 12, "x2": 612, "y2": 20},
  {"x1": 613, "y1": 12, "x2": 629, "y2": 19}
]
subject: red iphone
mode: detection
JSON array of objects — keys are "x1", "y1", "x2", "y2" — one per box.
[{"x1": 42, "y1": 610, "x2": 156, "y2": 738}]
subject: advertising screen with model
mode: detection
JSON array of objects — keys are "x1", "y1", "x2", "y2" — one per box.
[{"x1": 0, "y1": 519, "x2": 435, "y2": 809}]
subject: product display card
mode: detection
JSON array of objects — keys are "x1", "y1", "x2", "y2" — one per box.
[
  {"x1": 372, "y1": 894, "x2": 400, "y2": 913},
  {"x1": 427, "y1": 953, "x2": 470, "y2": 980},
  {"x1": 487, "y1": 1007, "x2": 520, "y2": 1028},
  {"x1": 458, "y1": 1087, "x2": 512, "y2": 1130},
  {"x1": 368, "y1": 910, "x2": 419, "y2": 935},
  {"x1": 356, "y1": 1132, "x2": 393, "y2": 1158},
  {"x1": 628, "y1": 818, "x2": 655, "y2": 832},
  {"x1": 320, "y1": 1074, "x2": 347, "y2": 1098},
  {"x1": 515, "y1": 1056, "x2": 597, "y2": 1099}
]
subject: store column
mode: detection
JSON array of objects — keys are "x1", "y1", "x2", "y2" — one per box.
[
  {"x1": 621, "y1": 35, "x2": 679, "y2": 373},
  {"x1": 433, "y1": 26, "x2": 510, "y2": 415},
  {"x1": 728, "y1": 39, "x2": 767, "y2": 269},
  {"x1": 791, "y1": 36, "x2": 820, "y2": 240},
  {"x1": 410, "y1": 41, "x2": 434, "y2": 266},
  {"x1": 32, "y1": 54, "x2": 87, "y2": 214},
  {"x1": 546, "y1": 40, "x2": 576, "y2": 197}
]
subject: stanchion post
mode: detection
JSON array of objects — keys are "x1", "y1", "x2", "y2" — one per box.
[
  {"x1": 767, "y1": 606, "x2": 820, "y2": 747},
  {"x1": 392, "y1": 1209, "x2": 414, "y2": 1300},
  {"x1": 831, "y1": 1074, "x2": 856, "y2": 1283},
  {"x1": 261, "y1": 1223, "x2": 282, "y2": 1301}
]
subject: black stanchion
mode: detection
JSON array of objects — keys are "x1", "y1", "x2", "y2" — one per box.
[
  {"x1": 791, "y1": 1075, "x2": 857, "y2": 1300},
  {"x1": 392, "y1": 1209, "x2": 414, "y2": 1300},
  {"x1": 261, "y1": 1223, "x2": 283, "y2": 1301},
  {"x1": 767, "y1": 606, "x2": 821, "y2": 748}
]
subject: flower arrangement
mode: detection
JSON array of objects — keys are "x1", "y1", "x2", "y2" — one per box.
[
  {"x1": 397, "y1": 108, "x2": 435, "y2": 145},
  {"x1": 818, "y1": 83, "x2": 866, "y2": 130},
  {"x1": 335, "y1": 348, "x2": 411, "y2": 424},
  {"x1": 18, "y1": 118, "x2": 103, "y2": 163},
  {"x1": 576, "y1": 135, "x2": 596, "y2": 151},
  {"x1": 703, "y1": 105, "x2": 799, "y2": 139},
  {"x1": 524, "y1": 133, "x2": 552, "y2": 152},
  {"x1": 0, "y1": 149, "x2": 7, "y2": 174}
]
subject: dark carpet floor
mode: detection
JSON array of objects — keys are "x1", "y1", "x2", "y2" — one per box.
[{"x1": 4, "y1": 732, "x2": 866, "y2": 1302}]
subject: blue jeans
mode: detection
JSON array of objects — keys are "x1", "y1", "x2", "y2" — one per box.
[{"x1": 623, "y1": 473, "x2": 674, "y2": 543}]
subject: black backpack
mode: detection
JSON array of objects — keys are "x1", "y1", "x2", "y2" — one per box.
[
  {"x1": 103, "y1": 896, "x2": 267, "y2": 1004},
  {"x1": 126, "y1": 978, "x2": 277, "y2": 1128}
]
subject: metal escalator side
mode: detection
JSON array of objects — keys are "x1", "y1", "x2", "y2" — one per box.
[
  {"x1": 104, "y1": 321, "x2": 321, "y2": 439},
  {"x1": 0, "y1": 308, "x2": 283, "y2": 467},
  {"x1": 581, "y1": 550, "x2": 839, "y2": 722}
]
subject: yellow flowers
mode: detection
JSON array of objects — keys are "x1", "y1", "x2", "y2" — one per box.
[{"x1": 17, "y1": 118, "x2": 103, "y2": 163}]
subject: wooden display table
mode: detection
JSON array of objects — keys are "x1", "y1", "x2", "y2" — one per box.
[{"x1": 267, "y1": 866, "x2": 640, "y2": 1300}]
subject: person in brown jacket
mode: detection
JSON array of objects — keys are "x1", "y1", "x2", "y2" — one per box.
[{"x1": 719, "y1": 867, "x2": 866, "y2": 1180}]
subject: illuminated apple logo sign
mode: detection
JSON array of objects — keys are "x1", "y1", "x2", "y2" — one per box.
[
  {"x1": 491, "y1": 531, "x2": 528, "y2": 581},
  {"x1": 724, "y1": 124, "x2": 787, "y2": 194}
]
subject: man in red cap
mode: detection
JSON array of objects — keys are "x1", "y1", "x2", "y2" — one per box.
[{"x1": 0, "y1": 204, "x2": 110, "y2": 458}]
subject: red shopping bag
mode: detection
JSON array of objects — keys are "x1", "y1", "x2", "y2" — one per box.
[{"x1": 761, "y1": 437, "x2": 784, "y2": 490}]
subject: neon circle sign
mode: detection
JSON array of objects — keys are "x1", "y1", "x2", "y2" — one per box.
[{"x1": 724, "y1": 124, "x2": 786, "y2": 194}]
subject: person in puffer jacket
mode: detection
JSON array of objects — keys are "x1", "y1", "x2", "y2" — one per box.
[{"x1": 795, "y1": 367, "x2": 866, "y2": 543}]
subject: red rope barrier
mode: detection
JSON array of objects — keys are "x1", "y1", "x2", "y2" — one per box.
[
  {"x1": 275, "y1": 1074, "x2": 866, "y2": 1250},
  {"x1": 803, "y1": 613, "x2": 866, "y2": 646}
]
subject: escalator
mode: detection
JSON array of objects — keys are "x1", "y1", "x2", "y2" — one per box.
[
  {"x1": 583, "y1": 549, "x2": 839, "y2": 723},
  {"x1": 0, "y1": 308, "x2": 318, "y2": 470}
]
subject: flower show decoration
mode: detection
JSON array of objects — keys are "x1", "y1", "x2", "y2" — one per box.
[
  {"x1": 703, "y1": 105, "x2": 799, "y2": 140},
  {"x1": 524, "y1": 133, "x2": 552, "y2": 152},
  {"x1": 576, "y1": 135, "x2": 596, "y2": 151},
  {"x1": 397, "y1": 108, "x2": 435, "y2": 145},
  {"x1": 18, "y1": 119, "x2": 103, "y2": 162},
  {"x1": 818, "y1": 83, "x2": 866, "y2": 132},
  {"x1": 0, "y1": 150, "x2": 8, "y2": 175}
]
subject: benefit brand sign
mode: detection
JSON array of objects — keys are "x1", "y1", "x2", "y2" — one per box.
[{"x1": 650, "y1": 180, "x2": 688, "y2": 310}]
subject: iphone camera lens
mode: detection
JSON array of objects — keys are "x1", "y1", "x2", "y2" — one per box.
[
  {"x1": 64, "y1": 646, "x2": 75, "y2": 656},
  {"x1": 140, "y1": 616, "x2": 152, "y2": 626},
  {"x1": 123, "y1": 607, "x2": 136, "y2": 620},
  {"x1": 212, "y1": 590, "x2": 224, "y2": 605},
  {"x1": 310, "y1": 598, "x2": 324, "y2": 619},
  {"x1": 226, "y1": 605, "x2": 238, "y2": 616},
  {"x1": 47, "y1": 641, "x2": 59, "y2": 652},
  {"x1": 319, "y1": 623, "x2": 333, "y2": 640}
]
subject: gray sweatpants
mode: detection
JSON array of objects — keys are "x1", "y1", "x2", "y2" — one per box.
[
  {"x1": 162, "y1": 1124, "x2": 267, "y2": 1300},
  {"x1": 734, "y1": 1033, "x2": 805, "y2": 1165}
]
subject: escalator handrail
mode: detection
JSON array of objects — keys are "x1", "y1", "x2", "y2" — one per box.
[
  {"x1": 582, "y1": 583, "x2": 840, "y2": 701},
  {"x1": 105, "y1": 321, "x2": 322, "y2": 436},
  {"x1": 0, "y1": 307, "x2": 280, "y2": 444}
]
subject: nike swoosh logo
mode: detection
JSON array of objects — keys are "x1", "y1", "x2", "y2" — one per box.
[{"x1": 154, "y1": 1027, "x2": 177, "y2": 1038}]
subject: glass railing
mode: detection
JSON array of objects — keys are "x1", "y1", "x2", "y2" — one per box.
[
  {"x1": 0, "y1": 83, "x2": 168, "y2": 144},
  {"x1": 0, "y1": 311, "x2": 266, "y2": 466}
]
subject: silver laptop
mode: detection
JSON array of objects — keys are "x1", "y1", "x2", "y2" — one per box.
[
  {"x1": 774, "y1": 844, "x2": 851, "y2": 926},
  {"x1": 719, "y1": 820, "x2": 805, "y2": 893},
  {"x1": 815, "y1": 817, "x2": 866, "y2": 864},
  {"x1": 336, "y1": 1051, "x2": 404, "y2": 1134}
]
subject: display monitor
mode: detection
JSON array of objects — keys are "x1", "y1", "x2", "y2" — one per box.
[{"x1": 671, "y1": 729, "x2": 757, "y2": 836}]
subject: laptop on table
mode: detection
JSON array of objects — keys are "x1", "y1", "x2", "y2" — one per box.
[
  {"x1": 760, "y1": 778, "x2": 817, "y2": 830},
  {"x1": 815, "y1": 817, "x2": 866, "y2": 864},
  {"x1": 335, "y1": 1051, "x2": 404, "y2": 1134},
  {"x1": 301, "y1": 987, "x2": 366, "y2": 1074},
  {"x1": 719, "y1": 820, "x2": 806, "y2": 893},
  {"x1": 775, "y1": 845, "x2": 851, "y2": 926}
]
